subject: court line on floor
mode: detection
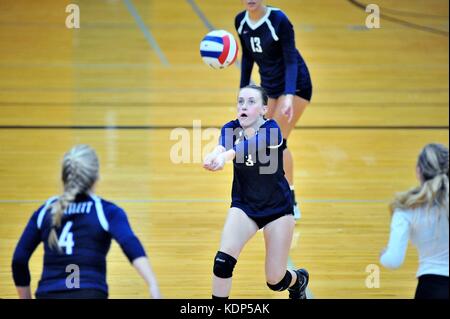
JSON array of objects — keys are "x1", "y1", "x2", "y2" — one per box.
[
  {"x1": 2, "y1": 19, "x2": 447, "y2": 30},
  {"x1": 0, "y1": 101, "x2": 448, "y2": 108},
  {"x1": 185, "y1": 0, "x2": 242, "y2": 70},
  {"x1": 0, "y1": 125, "x2": 447, "y2": 130},
  {"x1": 347, "y1": 0, "x2": 449, "y2": 37},
  {"x1": 368, "y1": 5, "x2": 449, "y2": 19},
  {"x1": 0, "y1": 198, "x2": 390, "y2": 204},
  {"x1": 123, "y1": 0, "x2": 170, "y2": 66},
  {"x1": 0, "y1": 87, "x2": 448, "y2": 93},
  {"x1": 185, "y1": 0, "x2": 214, "y2": 31},
  {"x1": 1, "y1": 62, "x2": 448, "y2": 69}
]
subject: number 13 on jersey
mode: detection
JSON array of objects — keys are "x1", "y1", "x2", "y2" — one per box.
[{"x1": 250, "y1": 37, "x2": 263, "y2": 53}]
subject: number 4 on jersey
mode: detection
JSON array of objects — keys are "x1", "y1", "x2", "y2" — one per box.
[
  {"x1": 58, "y1": 221, "x2": 75, "y2": 255},
  {"x1": 250, "y1": 37, "x2": 263, "y2": 53}
]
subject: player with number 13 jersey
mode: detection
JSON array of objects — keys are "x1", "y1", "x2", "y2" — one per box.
[{"x1": 235, "y1": 5, "x2": 312, "y2": 101}]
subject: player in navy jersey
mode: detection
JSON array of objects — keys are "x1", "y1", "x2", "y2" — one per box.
[
  {"x1": 11, "y1": 145, "x2": 161, "y2": 299},
  {"x1": 235, "y1": 0, "x2": 313, "y2": 220},
  {"x1": 203, "y1": 85, "x2": 309, "y2": 299}
]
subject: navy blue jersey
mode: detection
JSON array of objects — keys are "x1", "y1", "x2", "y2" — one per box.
[
  {"x1": 235, "y1": 7, "x2": 311, "y2": 98},
  {"x1": 12, "y1": 194, "x2": 146, "y2": 295},
  {"x1": 220, "y1": 119, "x2": 293, "y2": 217}
]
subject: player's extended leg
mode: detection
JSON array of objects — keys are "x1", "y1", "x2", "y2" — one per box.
[
  {"x1": 263, "y1": 214, "x2": 309, "y2": 299},
  {"x1": 269, "y1": 96, "x2": 309, "y2": 219},
  {"x1": 263, "y1": 214, "x2": 296, "y2": 287},
  {"x1": 212, "y1": 207, "x2": 259, "y2": 299}
]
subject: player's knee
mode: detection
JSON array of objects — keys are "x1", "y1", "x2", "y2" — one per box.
[
  {"x1": 266, "y1": 270, "x2": 292, "y2": 291},
  {"x1": 280, "y1": 139, "x2": 287, "y2": 151},
  {"x1": 213, "y1": 251, "x2": 237, "y2": 279}
]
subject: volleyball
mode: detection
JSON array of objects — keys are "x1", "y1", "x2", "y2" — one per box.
[{"x1": 200, "y1": 30, "x2": 239, "y2": 69}]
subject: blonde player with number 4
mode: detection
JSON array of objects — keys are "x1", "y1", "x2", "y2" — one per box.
[{"x1": 12, "y1": 145, "x2": 161, "y2": 299}]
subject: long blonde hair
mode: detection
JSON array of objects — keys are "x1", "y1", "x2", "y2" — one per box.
[
  {"x1": 48, "y1": 145, "x2": 99, "y2": 251},
  {"x1": 390, "y1": 143, "x2": 449, "y2": 218}
]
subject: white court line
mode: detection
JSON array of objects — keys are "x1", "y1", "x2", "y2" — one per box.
[
  {"x1": 123, "y1": 0, "x2": 170, "y2": 66},
  {"x1": 0, "y1": 198, "x2": 390, "y2": 204}
]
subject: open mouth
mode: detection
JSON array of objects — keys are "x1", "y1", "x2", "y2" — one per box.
[{"x1": 239, "y1": 113, "x2": 248, "y2": 118}]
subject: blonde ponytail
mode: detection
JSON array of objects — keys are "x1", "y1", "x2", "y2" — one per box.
[
  {"x1": 47, "y1": 145, "x2": 99, "y2": 252},
  {"x1": 48, "y1": 190, "x2": 78, "y2": 251},
  {"x1": 390, "y1": 143, "x2": 449, "y2": 218},
  {"x1": 390, "y1": 174, "x2": 449, "y2": 214}
]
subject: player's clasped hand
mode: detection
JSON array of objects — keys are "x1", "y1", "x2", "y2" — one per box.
[
  {"x1": 203, "y1": 153, "x2": 226, "y2": 171},
  {"x1": 202, "y1": 153, "x2": 216, "y2": 170}
]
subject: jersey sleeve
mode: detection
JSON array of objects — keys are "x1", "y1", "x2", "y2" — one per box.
[
  {"x1": 11, "y1": 209, "x2": 42, "y2": 286},
  {"x1": 278, "y1": 12, "x2": 298, "y2": 95},
  {"x1": 379, "y1": 210, "x2": 411, "y2": 269},
  {"x1": 107, "y1": 206, "x2": 147, "y2": 263},
  {"x1": 219, "y1": 120, "x2": 239, "y2": 151},
  {"x1": 235, "y1": 15, "x2": 254, "y2": 88},
  {"x1": 233, "y1": 120, "x2": 282, "y2": 157}
]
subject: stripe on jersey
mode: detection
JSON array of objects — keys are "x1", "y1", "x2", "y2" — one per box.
[
  {"x1": 37, "y1": 196, "x2": 59, "y2": 229},
  {"x1": 90, "y1": 194, "x2": 109, "y2": 231},
  {"x1": 265, "y1": 19, "x2": 279, "y2": 41},
  {"x1": 237, "y1": 16, "x2": 246, "y2": 34}
]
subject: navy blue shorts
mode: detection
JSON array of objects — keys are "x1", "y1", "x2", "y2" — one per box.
[
  {"x1": 232, "y1": 203, "x2": 294, "y2": 229},
  {"x1": 266, "y1": 84, "x2": 313, "y2": 102},
  {"x1": 263, "y1": 63, "x2": 313, "y2": 101}
]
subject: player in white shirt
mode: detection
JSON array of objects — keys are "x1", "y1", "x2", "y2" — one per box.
[{"x1": 380, "y1": 143, "x2": 449, "y2": 299}]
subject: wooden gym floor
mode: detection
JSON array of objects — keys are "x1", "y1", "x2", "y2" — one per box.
[{"x1": 0, "y1": 0, "x2": 448, "y2": 298}]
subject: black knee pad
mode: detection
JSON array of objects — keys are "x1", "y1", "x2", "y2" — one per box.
[
  {"x1": 213, "y1": 251, "x2": 237, "y2": 279},
  {"x1": 281, "y1": 139, "x2": 287, "y2": 151},
  {"x1": 267, "y1": 271, "x2": 292, "y2": 291}
]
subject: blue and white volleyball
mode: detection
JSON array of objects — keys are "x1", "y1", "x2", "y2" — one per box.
[{"x1": 200, "y1": 30, "x2": 239, "y2": 69}]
